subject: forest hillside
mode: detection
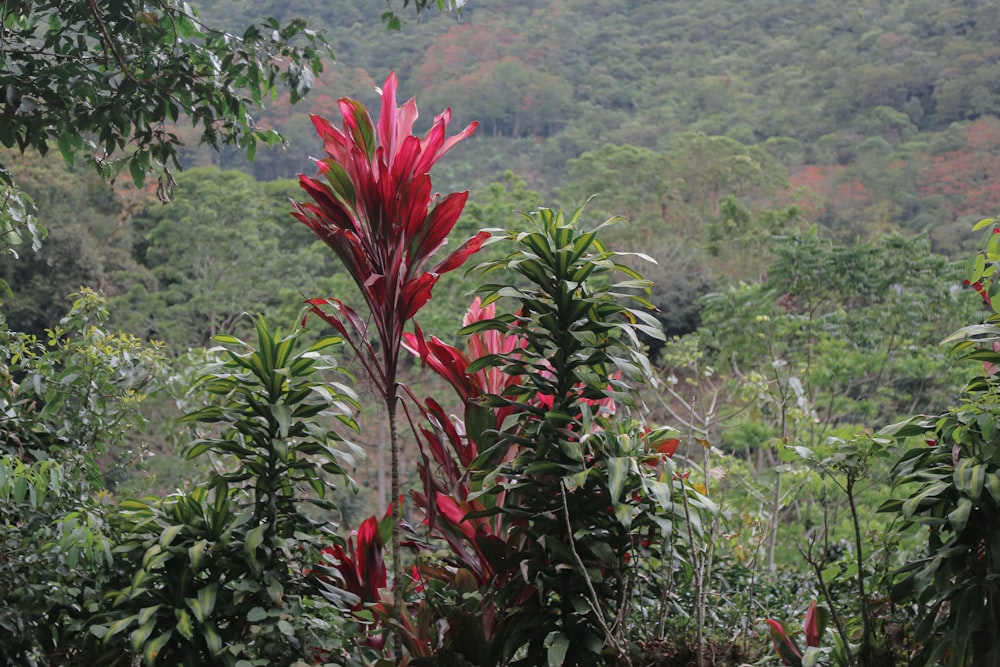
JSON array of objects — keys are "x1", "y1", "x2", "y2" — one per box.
[{"x1": 6, "y1": 0, "x2": 1000, "y2": 345}]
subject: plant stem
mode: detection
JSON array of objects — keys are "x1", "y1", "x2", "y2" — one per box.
[
  {"x1": 805, "y1": 542, "x2": 852, "y2": 665},
  {"x1": 387, "y1": 384, "x2": 403, "y2": 653},
  {"x1": 680, "y1": 479, "x2": 705, "y2": 667},
  {"x1": 559, "y1": 481, "x2": 629, "y2": 664},
  {"x1": 847, "y1": 475, "x2": 873, "y2": 665}
]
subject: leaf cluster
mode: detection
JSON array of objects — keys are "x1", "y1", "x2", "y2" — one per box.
[
  {"x1": 460, "y1": 207, "x2": 716, "y2": 665},
  {"x1": 90, "y1": 317, "x2": 361, "y2": 665},
  {"x1": 0, "y1": 0, "x2": 328, "y2": 193}
]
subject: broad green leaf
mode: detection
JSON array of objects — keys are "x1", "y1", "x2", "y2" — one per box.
[
  {"x1": 188, "y1": 540, "x2": 208, "y2": 571},
  {"x1": 546, "y1": 631, "x2": 570, "y2": 667},
  {"x1": 175, "y1": 609, "x2": 194, "y2": 641},
  {"x1": 562, "y1": 469, "x2": 591, "y2": 491},
  {"x1": 985, "y1": 472, "x2": 1000, "y2": 504},
  {"x1": 949, "y1": 497, "x2": 973, "y2": 533},
  {"x1": 244, "y1": 525, "x2": 265, "y2": 559},
  {"x1": 612, "y1": 501, "x2": 633, "y2": 528},
  {"x1": 607, "y1": 456, "x2": 629, "y2": 502},
  {"x1": 558, "y1": 438, "x2": 584, "y2": 462},
  {"x1": 901, "y1": 481, "x2": 950, "y2": 517},
  {"x1": 158, "y1": 524, "x2": 184, "y2": 549},
  {"x1": 143, "y1": 630, "x2": 173, "y2": 663},
  {"x1": 647, "y1": 479, "x2": 673, "y2": 511},
  {"x1": 130, "y1": 619, "x2": 157, "y2": 653},
  {"x1": 879, "y1": 416, "x2": 934, "y2": 438},
  {"x1": 203, "y1": 623, "x2": 223, "y2": 656},
  {"x1": 105, "y1": 614, "x2": 139, "y2": 640},
  {"x1": 189, "y1": 582, "x2": 217, "y2": 623},
  {"x1": 246, "y1": 606, "x2": 268, "y2": 622},
  {"x1": 954, "y1": 459, "x2": 986, "y2": 499},
  {"x1": 128, "y1": 157, "x2": 146, "y2": 188}
]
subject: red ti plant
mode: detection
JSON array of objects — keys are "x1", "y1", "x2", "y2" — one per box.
[
  {"x1": 319, "y1": 507, "x2": 432, "y2": 659},
  {"x1": 764, "y1": 601, "x2": 829, "y2": 666},
  {"x1": 321, "y1": 513, "x2": 388, "y2": 613},
  {"x1": 402, "y1": 297, "x2": 525, "y2": 586},
  {"x1": 291, "y1": 72, "x2": 487, "y2": 617}
]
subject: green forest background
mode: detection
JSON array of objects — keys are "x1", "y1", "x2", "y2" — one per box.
[{"x1": 3, "y1": 0, "x2": 998, "y2": 509}]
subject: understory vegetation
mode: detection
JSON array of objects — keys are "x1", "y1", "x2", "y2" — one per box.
[{"x1": 5, "y1": 1, "x2": 1000, "y2": 666}]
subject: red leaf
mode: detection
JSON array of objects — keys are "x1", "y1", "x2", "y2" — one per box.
[
  {"x1": 765, "y1": 619, "x2": 803, "y2": 666},
  {"x1": 433, "y1": 229, "x2": 490, "y2": 276},
  {"x1": 657, "y1": 439, "x2": 680, "y2": 457},
  {"x1": 803, "y1": 601, "x2": 823, "y2": 647}
]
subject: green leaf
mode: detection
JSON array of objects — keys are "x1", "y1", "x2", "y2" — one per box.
[
  {"x1": 105, "y1": 614, "x2": 139, "y2": 640},
  {"x1": 613, "y1": 502, "x2": 633, "y2": 528},
  {"x1": 562, "y1": 469, "x2": 591, "y2": 491},
  {"x1": 607, "y1": 456, "x2": 629, "y2": 502},
  {"x1": 985, "y1": 471, "x2": 1000, "y2": 504},
  {"x1": 901, "y1": 481, "x2": 951, "y2": 517},
  {"x1": 143, "y1": 630, "x2": 173, "y2": 663},
  {"x1": 130, "y1": 619, "x2": 157, "y2": 653},
  {"x1": 246, "y1": 606, "x2": 268, "y2": 622},
  {"x1": 270, "y1": 403, "x2": 291, "y2": 438},
  {"x1": 129, "y1": 157, "x2": 146, "y2": 188},
  {"x1": 188, "y1": 540, "x2": 208, "y2": 571},
  {"x1": 244, "y1": 524, "x2": 265, "y2": 559},
  {"x1": 546, "y1": 631, "x2": 570, "y2": 667},
  {"x1": 880, "y1": 416, "x2": 934, "y2": 438},
  {"x1": 138, "y1": 605, "x2": 162, "y2": 627},
  {"x1": 203, "y1": 623, "x2": 223, "y2": 656},
  {"x1": 175, "y1": 609, "x2": 195, "y2": 641},
  {"x1": 158, "y1": 523, "x2": 184, "y2": 549},
  {"x1": 954, "y1": 459, "x2": 986, "y2": 499},
  {"x1": 197, "y1": 582, "x2": 218, "y2": 619},
  {"x1": 949, "y1": 497, "x2": 973, "y2": 533}
]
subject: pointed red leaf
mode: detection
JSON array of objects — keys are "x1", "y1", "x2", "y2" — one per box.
[
  {"x1": 433, "y1": 229, "x2": 490, "y2": 276},
  {"x1": 765, "y1": 619, "x2": 803, "y2": 666}
]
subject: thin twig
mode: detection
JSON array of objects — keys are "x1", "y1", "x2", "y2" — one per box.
[{"x1": 559, "y1": 481, "x2": 630, "y2": 664}]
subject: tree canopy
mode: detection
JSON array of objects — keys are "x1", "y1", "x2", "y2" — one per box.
[{"x1": 0, "y1": 1, "x2": 327, "y2": 193}]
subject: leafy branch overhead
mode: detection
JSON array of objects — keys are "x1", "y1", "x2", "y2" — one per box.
[{"x1": 0, "y1": 0, "x2": 330, "y2": 196}]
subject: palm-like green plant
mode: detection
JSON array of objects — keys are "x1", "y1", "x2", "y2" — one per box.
[
  {"x1": 457, "y1": 207, "x2": 704, "y2": 665},
  {"x1": 92, "y1": 318, "x2": 359, "y2": 666}
]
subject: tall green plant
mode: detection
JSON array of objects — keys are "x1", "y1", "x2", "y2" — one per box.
[
  {"x1": 91, "y1": 317, "x2": 361, "y2": 666},
  {"x1": 462, "y1": 207, "x2": 707, "y2": 666},
  {"x1": 879, "y1": 218, "x2": 1000, "y2": 666},
  {"x1": 0, "y1": 289, "x2": 164, "y2": 664}
]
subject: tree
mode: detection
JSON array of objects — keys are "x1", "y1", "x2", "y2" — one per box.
[
  {"x1": 0, "y1": 0, "x2": 329, "y2": 262},
  {"x1": 116, "y1": 167, "x2": 342, "y2": 349},
  {"x1": 0, "y1": 1, "x2": 326, "y2": 190}
]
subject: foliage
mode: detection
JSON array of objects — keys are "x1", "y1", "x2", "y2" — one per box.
[
  {"x1": 765, "y1": 601, "x2": 829, "y2": 667},
  {"x1": 786, "y1": 434, "x2": 903, "y2": 666},
  {"x1": 0, "y1": 0, "x2": 333, "y2": 277},
  {"x1": 880, "y1": 388, "x2": 1000, "y2": 666},
  {"x1": 0, "y1": 287, "x2": 165, "y2": 476},
  {"x1": 702, "y1": 230, "x2": 972, "y2": 433},
  {"x1": 0, "y1": 289, "x2": 164, "y2": 664},
  {"x1": 91, "y1": 316, "x2": 360, "y2": 666},
  {"x1": 291, "y1": 71, "x2": 486, "y2": 623},
  {"x1": 114, "y1": 167, "x2": 344, "y2": 349},
  {"x1": 0, "y1": 0, "x2": 327, "y2": 192},
  {"x1": 461, "y1": 206, "x2": 709, "y2": 665},
  {"x1": 878, "y1": 218, "x2": 1000, "y2": 666}
]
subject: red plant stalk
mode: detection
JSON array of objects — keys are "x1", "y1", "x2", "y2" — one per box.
[
  {"x1": 399, "y1": 297, "x2": 531, "y2": 611},
  {"x1": 291, "y1": 71, "x2": 486, "y2": 632}
]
